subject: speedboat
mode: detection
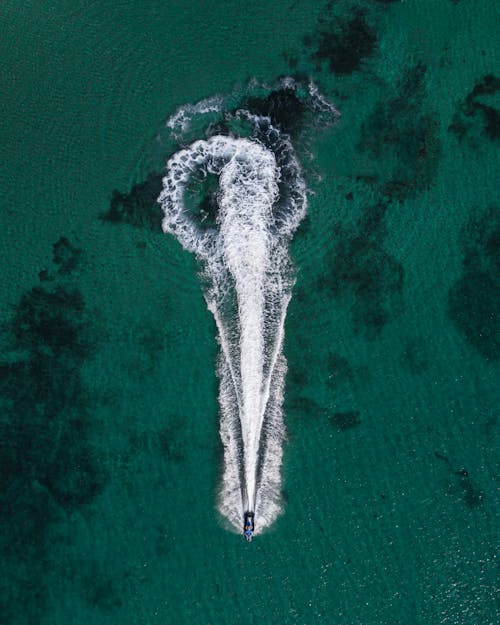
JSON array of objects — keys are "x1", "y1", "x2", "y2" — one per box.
[{"x1": 243, "y1": 511, "x2": 255, "y2": 541}]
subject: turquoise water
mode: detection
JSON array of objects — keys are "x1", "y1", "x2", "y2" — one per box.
[{"x1": 1, "y1": 1, "x2": 498, "y2": 624}]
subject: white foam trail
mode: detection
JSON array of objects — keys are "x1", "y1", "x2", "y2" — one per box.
[
  {"x1": 166, "y1": 95, "x2": 225, "y2": 136},
  {"x1": 159, "y1": 115, "x2": 308, "y2": 533}
]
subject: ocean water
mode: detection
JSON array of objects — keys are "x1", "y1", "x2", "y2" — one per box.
[{"x1": 0, "y1": 1, "x2": 498, "y2": 624}]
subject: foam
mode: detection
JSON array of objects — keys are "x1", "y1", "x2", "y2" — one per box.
[{"x1": 157, "y1": 82, "x2": 333, "y2": 533}]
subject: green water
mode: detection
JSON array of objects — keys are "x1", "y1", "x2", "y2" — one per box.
[{"x1": 1, "y1": 1, "x2": 498, "y2": 624}]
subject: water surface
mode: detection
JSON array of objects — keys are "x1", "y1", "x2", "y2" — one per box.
[{"x1": 0, "y1": 1, "x2": 498, "y2": 623}]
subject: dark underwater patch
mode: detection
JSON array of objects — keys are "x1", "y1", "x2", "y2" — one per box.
[
  {"x1": 448, "y1": 205, "x2": 500, "y2": 361},
  {"x1": 285, "y1": 0, "x2": 404, "y2": 78},
  {"x1": 318, "y1": 202, "x2": 404, "y2": 338},
  {"x1": 12, "y1": 286, "x2": 89, "y2": 359},
  {"x1": 101, "y1": 172, "x2": 164, "y2": 231},
  {"x1": 38, "y1": 268, "x2": 54, "y2": 282},
  {"x1": 329, "y1": 411, "x2": 361, "y2": 430},
  {"x1": 304, "y1": 8, "x2": 377, "y2": 75},
  {"x1": 241, "y1": 79, "x2": 337, "y2": 144},
  {"x1": 434, "y1": 452, "x2": 485, "y2": 509},
  {"x1": 245, "y1": 86, "x2": 308, "y2": 136},
  {"x1": 358, "y1": 62, "x2": 441, "y2": 200},
  {"x1": 449, "y1": 74, "x2": 500, "y2": 144},
  {"x1": 53, "y1": 236, "x2": 82, "y2": 275},
  {"x1": 457, "y1": 473, "x2": 485, "y2": 508},
  {"x1": 0, "y1": 278, "x2": 106, "y2": 622},
  {"x1": 183, "y1": 170, "x2": 220, "y2": 230}
]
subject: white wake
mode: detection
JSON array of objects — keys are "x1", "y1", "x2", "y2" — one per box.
[{"x1": 157, "y1": 82, "x2": 336, "y2": 534}]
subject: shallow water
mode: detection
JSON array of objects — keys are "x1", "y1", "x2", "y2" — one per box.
[{"x1": 0, "y1": 1, "x2": 498, "y2": 624}]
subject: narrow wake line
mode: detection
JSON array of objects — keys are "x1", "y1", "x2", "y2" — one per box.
[
  {"x1": 259, "y1": 291, "x2": 291, "y2": 442},
  {"x1": 209, "y1": 304, "x2": 243, "y2": 420},
  {"x1": 158, "y1": 79, "x2": 337, "y2": 538}
]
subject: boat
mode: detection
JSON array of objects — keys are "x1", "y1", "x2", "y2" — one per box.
[{"x1": 243, "y1": 511, "x2": 255, "y2": 541}]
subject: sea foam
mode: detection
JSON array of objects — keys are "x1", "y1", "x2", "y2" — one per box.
[{"x1": 158, "y1": 80, "x2": 336, "y2": 533}]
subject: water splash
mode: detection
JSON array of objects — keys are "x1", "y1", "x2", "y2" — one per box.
[{"x1": 158, "y1": 80, "x2": 337, "y2": 534}]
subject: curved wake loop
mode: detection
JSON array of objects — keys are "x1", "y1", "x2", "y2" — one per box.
[{"x1": 158, "y1": 80, "x2": 337, "y2": 535}]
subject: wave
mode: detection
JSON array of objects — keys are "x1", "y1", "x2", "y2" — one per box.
[{"x1": 158, "y1": 79, "x2": 337, "y2": 534}]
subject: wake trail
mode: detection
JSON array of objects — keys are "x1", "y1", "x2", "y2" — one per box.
[{"x1": 157, "y1": 80, "x2": 337, "y2": 535}]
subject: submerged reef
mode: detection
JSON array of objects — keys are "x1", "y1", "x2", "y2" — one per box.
[
  {"x1": 11, "y1": 286, "x2": 89, "y2": 361},
  {"x1": 329, "y1": 411, "x2": 362, "y2": 430},
  {"x1": 448, "y1": 205, "x2": 500, "y2": 361},
  {"x1": 449, "y1": 74, "x2": 500, "y2": 145},
  {"x1": 0, "y1": 276, "x2": 106, "y2": 621},
  {"x1": 287, "y1": 0, "x2": 401, "y2": 78},
  {"x1": 318, "y1": 201, "x2": 404, "y2": 338},
  {"x1": 303, "y1": 5, "x2": 377, "y2": 75},
  {"x1": 52, "y1": 236, "x2": 82, "y2": 275},
  {"x1": 101, "y1": 172, "x2": 164, "y2": 231},
  {"x1": 358, "y1": 62, "x2": 441, "y2": 200},
  {"x1": 245, "y1": 86, "x2": 308, "y2": 136}
]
